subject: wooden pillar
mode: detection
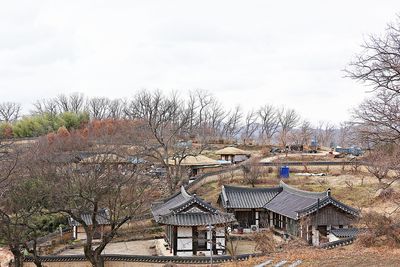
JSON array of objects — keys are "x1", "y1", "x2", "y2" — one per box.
[
  {"x1": 212, "y1": 229, "x2": 217, "y2": 255},
  {"x1": 173, "y1": 226, "x2": 178, "y2": 256},
  {"x1": 192, "y1": 226, "x2": 198, "y2": 255}
]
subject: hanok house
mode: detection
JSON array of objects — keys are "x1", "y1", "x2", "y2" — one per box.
[
  {"x1": 68, "y1": 209, "x2": 111, "y2": 240},
  {"x1": 152, "y1": 186, "x2": 236, "y2": 256},
  {"x1": 167, "y1": 155, "x2": 222, "y2": 177},
  {"x1": 218, "y1": 181, "x2": 359, "y2": 246},
  {"x1": 215, "y1": 147, "x2": 251, "y2": 163}
]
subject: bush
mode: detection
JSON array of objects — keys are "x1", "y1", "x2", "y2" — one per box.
[
  {"x1": 253, "y1": 230, "x2": 276, "y2": 254},
  {"x1": 356, "y1": 212, "x2": 400, "y2": 248},
  {"x1": 11, "y1": 112, "x2": 89, "y2": 138}
]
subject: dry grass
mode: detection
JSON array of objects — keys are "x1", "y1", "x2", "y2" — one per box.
[{"x1": 222, "y1": 245, "x2": 400, "y2": 267}]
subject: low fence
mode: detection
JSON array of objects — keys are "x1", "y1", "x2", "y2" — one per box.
[
  {"x1": 185, "y1": 165, "x2": 242, "y2": 191},
  {"x1": 259, "y1": 161, "x2": 360, "y2": 167},
  {"x1": 23, "y1": 253, "x2": 261, "y2": 266}
]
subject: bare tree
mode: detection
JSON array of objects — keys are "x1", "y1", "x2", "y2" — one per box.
[
  {"x1": 337, "y1": 122, "x2": 354, "y2": 147},
  {"x1": 364, "y1": 146, "x2": 392, "y2": 184},
  {"x1": 277, "y1": 107, "x2": 300, "y2": 150},
  {"x1": 242, "y1": 157, "x2": 263, "y2": 187},
  {"x1": 87, "y1": 97, "x2": 110, "y2": 119},
  {"x1": 107, "y1": 98, "x2": 126, "y2": 119},
  {"x1": 297, "y1": 120, "x2": 313, "y2": 146},
  {"x1": 195, "y1": 89, "x2": 213, "y2": 128},
  {"x1": 258, "y1": 105, "x2": 279, "y2": 145},
  {"x1": 39, "y1": 129, "x2": 152, "y2": 267},
  {"x1": 31, "y1": 99, "x2": 58, "y2": 116},
  {"x1": 315, "y1": 121, "x2": 336, "y2": 147},
  {"x1": 353, "y1": 92, "x2": 400, "y2": 145},
  {"x1": 55, "y1": 94, "x2": 70, "y2": 113},
  {"x1": 0, "y1": 102, "x2": 21, "y2": 122},
  {"x1": 222, "y1": 105, "x2": 243, "y2": 141},
  {"x1": 69, "y1": 93, "x2": 86, "y2": 113},
  {"x1": 125, "y1": 90, "x2": 198, "y2": 193},
  {"x1": 241, "y1": 110, "x2": 259, "y2": 145},
  {"x1": 0, "y1": 142, "x2": 44, "y2": 267},
  {"x1": 346, "y1": 17, "x2": 400, "y2": 95},
  {"x1": 207, "y1": 99, "x2": 226, "y2": 139},
  {"x1": 346, "y1": 17, "x2": 400, "y2": 145}
]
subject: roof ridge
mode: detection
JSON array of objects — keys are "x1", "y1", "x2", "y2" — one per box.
[
  {"x1": 279, "y1": 180, "x2": 327, "y2": 198},
  {"x1": 180, "y1": 186, "x2": 192, "y2": 199},
  {"x1": 223, "y1": 184, "x2": 282, "y2": 191}
]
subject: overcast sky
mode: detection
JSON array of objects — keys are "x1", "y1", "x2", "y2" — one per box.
[{"x1": 0, "y1": 1, "x2": 399, "y2": 124}]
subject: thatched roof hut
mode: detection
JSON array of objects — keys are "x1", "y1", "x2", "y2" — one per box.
[
  {"x1": 167, "y1": 155, "x2": 220, "y2": 166},
  {"x1": 215, "y1": 147, "x2": 250, "y2": 156}
]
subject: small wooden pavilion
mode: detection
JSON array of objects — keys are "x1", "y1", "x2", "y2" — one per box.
[
  {"x1": 215, "y1": 147, "x2": 251, "y2": 163},
  {"x1": 152, "y1": 187, "x2": 235, "y2": 256}
]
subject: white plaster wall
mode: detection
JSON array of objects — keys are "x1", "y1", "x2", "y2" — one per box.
[
  {"x1": 216, "y1": 227, "x2": 225, "y2": 236},
  {"x1": 177, "y1": 251, "x2": 193, "y2": 256},
  {"x1": 328, "y1": 233, "x2": 340, "y2": 242},
  {"x1": 177, "y1": 227, "x2": 192, "y2": 237},
  {"x1": 216, "y1": 237, "x2": 225, "y2": 249},
  {"x1": 177, "y1": 238, "x2": 192, "y2": 251}
]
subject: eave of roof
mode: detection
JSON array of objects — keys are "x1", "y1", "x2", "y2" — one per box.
[
  {"x1": 296, "y1": 196, "x2": 359, "y2": 217},
  {"x1": 330, "y1": 228, "x2": 361, "y2": 238},
  {"x1": 215, "y1": 147, "x2": 250, "y2": 155},
  {"x1": 170, "y1": 195, "x2": 217, "y2": 214},
  {"x1": 157, "y1": 212, "x2": 236, "y2": 226}
]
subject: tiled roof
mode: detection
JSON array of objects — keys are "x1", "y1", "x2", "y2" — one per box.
[
  {"x1": 158, "y1": 212, "x2": 236, "y2": 226},
  {"x1": 220, "y1": 181, "x2": 359, "y2": 220},
  {"x1": 296, "y1": 195, "x2": 359, "y2": 218},
  {"x1": 330, "y1": 228, "x2": 360, "y2": 238},
  {"x1": 68, "y1": 209, "x2": 110, "y2": 226},
  {"x1": 152, "y1": 186, "x2": 236, "y2": 226},
  {"x1": 219, "y1": 185, "x2": 282, "y2": 209},
  {"x1": 264, "y1": 181, "x2": 328, "y2": 219},
  {"x1": 151, "y1": 187, "x2": 192, "y2": 218}
]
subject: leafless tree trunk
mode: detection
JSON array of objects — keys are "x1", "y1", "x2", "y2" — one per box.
[
  {"x1": 31, "y1": 99, "x2": 59, "y2": 116},
  {"x1": 258, "y1": 105, "x2": 279, "y2": 145},
  {"x1": 38, "y1": 128, "x2": 152, "y2": 267},
  {"x1": 277, "y1": 107, "x2": 300, "y2": 152},
  {"x1": 87, "y1": 97, "x2": 110, "y2": 119},
  {"x1": 0, "y1": 102, "x2": 21, "y2": 122},
  {"x1": 222, "y1": 105, "x2": 243, "y2": 141},
  {"x1": 241, "y1": 110, "x2": 259, "y2": 145},
  {"x1": 346, "y1": 17, "x2": 400, "y2": 145},
  {"x1": 314, "y1": 121, "x2": 335, "y2": 147},
  {"x1": 107, "y1": 98, "x2": 126, "y2": 119},
  {"x1": 125, "y1": 90, "x2": 198, "y2": 193}
]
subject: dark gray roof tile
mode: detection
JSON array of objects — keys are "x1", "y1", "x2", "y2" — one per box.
[
  {"x1": 220, "y1": 185, "x2": 282, "y2": 209},
  {"x1": 330, "y1": 228, "x2": 360, "y2": 238},
  {"x1": 158, "y1": 212, "x2": 236, "y2": 226},
  {"x1": 68, "y1": 209, "x2": 110, "y2": 226}
]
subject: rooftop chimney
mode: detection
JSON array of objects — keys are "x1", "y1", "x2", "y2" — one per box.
[{"x1": 327, "y1": 188, "x2": 331, "y2": 197}]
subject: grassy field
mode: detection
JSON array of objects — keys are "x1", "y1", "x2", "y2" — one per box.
[{"x1": 192, "y1": 165, "x2": 400, "y2": 218}]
